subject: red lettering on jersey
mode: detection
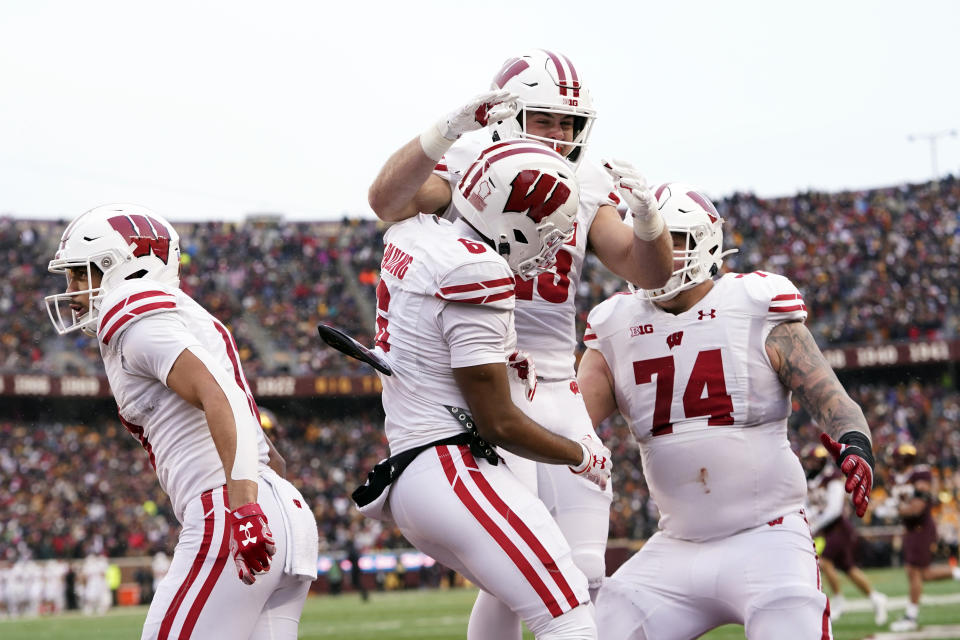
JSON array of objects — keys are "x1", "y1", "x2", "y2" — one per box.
[
  {"x1": 108, "y1": 215, "x2": 171, "y2": 263},
  {"x1": 456, "y1": 238, "x2": 488, "y2": 254},
  {"x1": 504, "y1": 169, "x2": 572, "y2": 223},
  {"x1": 666, "y1": 331, "x2": 683, "y2": 349},
  {"x1": 375, "y1": 279, "x2": 391, "y2": 352},
  {"x1": 630, "y1": 324, "x2": 654, "y2": 337},
  {"x1": 767, "y1": 517, "x2": 784, "y2": 526},
  {"x1": 381, "y1": 243, "x2": 414, "y2": 279}
]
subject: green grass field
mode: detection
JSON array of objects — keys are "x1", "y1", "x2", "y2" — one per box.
[{"x1": 2, "y1": 567, "x2": 959, "y2": 639}]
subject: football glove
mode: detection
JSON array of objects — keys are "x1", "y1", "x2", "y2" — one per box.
[
  {"x1": 820, "y1": 431, "x2": 875, "y2": 518},
  {"x1": 507, "y1": 349, "x2": 537, "y2": 401},
  {"x1": 438, "y1": 89, "x2": 519, "y2": 140},
  {"x1": 569, "y1": 435, "x2": 612, "y2": 490},
  {"x1": 229, "y1": 503, "x2": 276, "y2": 585},
  {"x1": 602, "y1": 159, "x2": 665, "y2": 241}
]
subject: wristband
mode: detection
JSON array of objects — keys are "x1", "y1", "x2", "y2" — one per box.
[
  {"x1": 632, "y1": 210, "x2": 666, "y2": 242},
  {"x1": 569, "y1": 441, "x2": 590, "y2": 473},
  {"x1": 419, "y1": 120, "x2": 457, "y2": 162},
  {"x1": 837, "y1": 431, "x2": 875, "y2": 470}
]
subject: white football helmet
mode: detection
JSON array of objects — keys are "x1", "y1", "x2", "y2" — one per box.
[
  {"x1": 490, "y1": 49, "x2": 597, "y2": 169},
  {"x1": 642, "y1": 183, "x2": 738, "y2": 301},
  {"x1": 46, "y1": 203, "x2": 181, "y2": 335},
  {"x1": 452, "y1": 140, "x2": 579, "y2": 280}
]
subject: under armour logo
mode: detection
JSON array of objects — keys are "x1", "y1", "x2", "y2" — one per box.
[
  {"x1": 239, "y1": 522, "x2": 258, "y2": 547},
  {"x1": 697, "y1": 309, "x2": 717, "y2": 320},
  {"x1": 666, "y1": 331, "x2": 684, "y2": 349}
]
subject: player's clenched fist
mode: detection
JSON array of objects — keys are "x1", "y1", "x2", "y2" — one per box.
[
  {"x1": 602, "y1": 158, "x2": 665, "y2": 241},
  {"x1": 569, "y1": 435, "x2": 612, "y2": 490},
  {"x1": 229, "y1": 503, "x2": 277, "y2": 585},
  {"x1": 439, "y1": 89, "x2": 519, "y2": 140},
  {"x1": 820, "y1": 431, "x2": 875, "y2": 518}
]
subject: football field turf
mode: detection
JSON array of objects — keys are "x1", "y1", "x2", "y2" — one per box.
[{"x1": 2, "y1": 567, "x2": 959, "y2": 639}]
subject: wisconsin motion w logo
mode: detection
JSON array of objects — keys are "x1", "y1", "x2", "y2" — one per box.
[{"x1": 108, "y1": 215, "x2": 173, "y2": 263}]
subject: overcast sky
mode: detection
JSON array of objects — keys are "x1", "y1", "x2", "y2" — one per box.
[{"x1": 1, "y1": 0, "x2": 957, "y2": 221}]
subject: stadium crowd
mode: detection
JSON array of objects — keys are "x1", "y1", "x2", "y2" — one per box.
[
  {"x1": 2, "y1": 175, "x2": 957, "y2": 376},
  {"x1": 1, "y1": 175, "x2": 958, "y2": 612},
  {"x1": 2, "y1": 378, "x2": 958, "y2": 566}
]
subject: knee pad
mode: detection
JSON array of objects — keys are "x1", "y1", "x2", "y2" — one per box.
[
  {"x1": 745, "y1": 584, "x2": 829, "y2": 639},
  {"x1": 571, "y1": 545, "x2": 606, "y2": 590},
  {"x1": 529, "y1": 602, "x2": 596, "y2": 640}
]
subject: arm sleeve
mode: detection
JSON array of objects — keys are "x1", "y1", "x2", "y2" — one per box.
[
  {"x1": 440, "y1": 302, "x2": 512, "y2": 369},
  {"x1": 118, "y1": 312, "x2": 201, "y2": 384}
]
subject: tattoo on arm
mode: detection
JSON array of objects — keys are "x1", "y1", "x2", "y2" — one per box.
[{"x1": 766, "y1": 321, "x2": 871, "y2": 444}]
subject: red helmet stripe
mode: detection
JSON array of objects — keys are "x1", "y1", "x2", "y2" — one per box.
[
  {"x1": 558, "y1": 52, "x2": 581, "y2": 97},
  {"x1": 541, "y1": 49, "x2": 568, "y2": 96},
  {"x1": 493, "y1": 57, "x2": 530, "y2": 88},
  {"x1": 654, "y1": 184, "x2": 670, "y2": 200},
  {"x1": 460, "y1": 145, "x2": 563, "y2": 199},
  {"x1": 685, "y1": 190, "x2": 719, "y2": 220}
]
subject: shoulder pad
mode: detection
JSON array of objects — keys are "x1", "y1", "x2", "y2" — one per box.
[
  {"x1": 96, "y1": 280, "x2": 178, "y2": 346},
  {"x1": 727, "y1": 271, "x2": 808, "y2": 322},
  {"x1": 434, "y1": 135, "x2": 486, "y2": 181},
  {"x1": 577, "y1": 158, "x2": 619, "y2": 207},
  {"x1": 435, "y1": 252, "x2": 515, "y2": 310},
  {"x1": 584, "y1": 291, "x2": 637, "y2": 346}
]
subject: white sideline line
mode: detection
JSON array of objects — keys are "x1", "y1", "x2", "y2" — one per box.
[
  {"x1": 865, "y1": 625, "x2": 960, "y2": 639},
  {"x1": 838, "y1": 592, "x2": 960, "y2": 613}
]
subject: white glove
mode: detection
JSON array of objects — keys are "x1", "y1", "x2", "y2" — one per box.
[
  {"x1": 602, "y1": 158, "x2": 665, "y2": 241},
  {"x1": 439, "y1": 89, "x2": 519, "y2": 140},
  {"x1": 507, "y1": 349, "x2": 537, "y2": 401},
  {"x1": 421, "y1": 89, "x2": 519, "y2": 162},
  {"x1": 569, "y1": 435, "x2": 611, "y2": 490}
]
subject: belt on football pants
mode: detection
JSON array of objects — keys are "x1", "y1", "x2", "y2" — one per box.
[{"x1": 352, "y1": 406, "x2": 499, "y2": 509}]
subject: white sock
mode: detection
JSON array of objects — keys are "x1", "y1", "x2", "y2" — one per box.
[
  {"x1": 905, "y1": 602, "x2": 919, "y2": 619},
  {"x1": 952, "y1": 566, "x2": 960, "y2": 581}
]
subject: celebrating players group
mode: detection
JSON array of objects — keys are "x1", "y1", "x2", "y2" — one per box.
[{"x1": 47, "y1": 49, "x2": 882, "y2": 639}]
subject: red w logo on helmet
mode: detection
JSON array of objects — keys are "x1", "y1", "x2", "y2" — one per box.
[
  {"x1": 504, "y1": 170, "x2": 572, "y2": 223},
  {"x1": 108, "y1": 215, "x2": 172, "y2": 264}
]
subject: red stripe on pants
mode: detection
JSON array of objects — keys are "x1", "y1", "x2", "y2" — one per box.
[
  {"x1": 180, "y1": 486, "x2": 232, "y2": 637},
  {"x1": 461, "y1": 448, "x2": 580, "y2": 610},
  {"x1": 159, "y1": 490, "x2": 217, "y2": 639},
  {"x1": 436, "y1": 445, "x2": 568, "y2": 618}
]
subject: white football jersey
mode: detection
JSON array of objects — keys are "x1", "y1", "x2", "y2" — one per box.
[
  {"x1": 96, "y1": 279, "x2": 270, "y2": 523},
  {"x1": 374, "y1": 214, "x2": 518, "y2": 455},
  {"x1": 584, "y1": 271, "x2": 810, "y2": 541},
  {"x1": 436, "y1": 138, "x2": 616, "y2": 379}
]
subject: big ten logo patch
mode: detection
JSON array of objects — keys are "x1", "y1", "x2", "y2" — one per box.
[{"x1": 630, "y1": 324, "x2": 653, "y2": 337}]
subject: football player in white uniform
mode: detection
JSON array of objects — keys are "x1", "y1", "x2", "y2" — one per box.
[
  {"x1": 368, "y1": 49, "x2": 672, "y2": 640},
  {"x1": 576, "y1": 184, "x2": 877, "y2": 639},
  {"x1": 46, "y1": 204, "x2": 319, "y2": 640},
  {"x1": 356, "y1": 141, "x2": 611, "y2": 640}
]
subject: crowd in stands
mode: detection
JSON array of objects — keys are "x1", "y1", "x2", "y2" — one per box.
[
  {"x1": 1, "y1": 175, "x2": 958, "y2": 572},
  {"x1": 2, "y1": 175, "x2": 957, "y2": 376},
  {"x1": 2, "y1": 376, "x2": 958, "y2": 565}
]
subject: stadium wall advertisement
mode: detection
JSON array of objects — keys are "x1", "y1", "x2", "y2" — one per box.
[{"x1": 1, "y1": 338, "x2": 956, "y2": 397}]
